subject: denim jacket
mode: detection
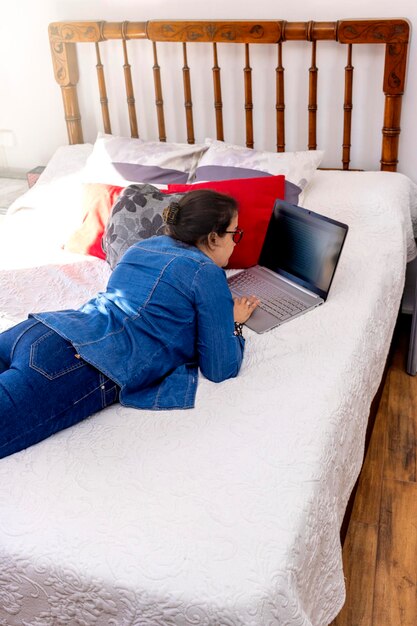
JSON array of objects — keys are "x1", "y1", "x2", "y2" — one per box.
[{"x1": 33, "y1": 236, "x2": 244, "y2": 410}]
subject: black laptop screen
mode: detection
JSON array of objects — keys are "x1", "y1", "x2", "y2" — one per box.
[{"x1": 259, "y1": 200, "x2": 348, "y2": 300}]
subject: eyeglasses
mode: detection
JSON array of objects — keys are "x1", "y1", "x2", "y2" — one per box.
[{"x1": 224, "y1": 228, "x2": 244, "y2": 244}]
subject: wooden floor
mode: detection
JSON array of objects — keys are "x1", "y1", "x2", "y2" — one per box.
[{"x1": 331, "y1": 315, "x2": 417, "y2": 626}]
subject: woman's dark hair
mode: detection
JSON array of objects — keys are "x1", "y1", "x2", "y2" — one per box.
[{"x1": 163, "y1": 189, "x2": 238, "y2": 246}]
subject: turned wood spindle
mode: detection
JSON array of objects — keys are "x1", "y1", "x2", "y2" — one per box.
[
  {"x1": 308, "y1": 40, "x2": 318, "y2": 150},
  {"x1": 95, "y1": 42, "x2": 111, "y2": 134},
  {"x1": 342, "y1": 44, "x2": 354, "y2": 170},
  {"x1": 152, "y1": 42, "x2": 166, "y2": 142},
  {"x1": 121, "y1": 33, "x2": 139, "y2": 138},
  {"x1": 182, "y1": 43, "x2": 195, "y2": 144},
  {"x1": 276, "y1": 42, "x2": 285, "y2": 152},
  {"x1": 212, "y1": 43, "x2": 224, "y2": 141},
  {"x1": 244, "y1": 44, "x2": 254, "y2": 148}
]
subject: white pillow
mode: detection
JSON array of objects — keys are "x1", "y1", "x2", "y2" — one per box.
[
  {"x1": 193, "y1": 139, "x2": 324, "y2": 204},
  {"x1": 82, "y1": 133, "x2": 208, "y2": 186},
  {"x1": 8, "y1": 143, "x2": 93, "y2": 218},
  {"x1": 2, "y1": 144, "x2": 94, "y2": 262}
]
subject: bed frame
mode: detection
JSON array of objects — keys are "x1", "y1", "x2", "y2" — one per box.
[
  {"x1": 48, "y1": 18, "x2": 409, "y2": 171},
  {"x1": 47, "y1": 18, "x2": 411, "y2": 544}
]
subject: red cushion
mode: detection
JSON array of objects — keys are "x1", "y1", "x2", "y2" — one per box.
[
  {"x1": 64, "y1": 183, "x2": 124, "y2": 258},
  {"x1": 168, "y1": 175, "x2": 285, "y2": 268}
]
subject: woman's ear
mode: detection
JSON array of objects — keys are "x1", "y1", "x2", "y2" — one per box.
[{"x1": 208, "y1": 232, "x2": 217, "y2": 248}]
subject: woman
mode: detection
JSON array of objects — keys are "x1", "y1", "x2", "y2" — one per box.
[{"x1": 0, "y1": 189, "x2": 259, "y2": 459}]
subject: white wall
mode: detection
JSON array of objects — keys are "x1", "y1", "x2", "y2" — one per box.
[{"x1": 1, "y1": 0, "x2": 416, "y2": 181}]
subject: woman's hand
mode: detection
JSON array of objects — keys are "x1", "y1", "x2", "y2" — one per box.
[{"x1": 233, "y1": 294, "x2": 261, "y2": 324}]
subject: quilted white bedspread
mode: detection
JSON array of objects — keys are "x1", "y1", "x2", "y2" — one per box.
[{"x1": 0, "y1": 151, "x2": 416, "y2": 625}]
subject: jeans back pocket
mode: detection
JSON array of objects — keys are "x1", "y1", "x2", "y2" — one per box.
[{"x1": 30, "y1": 329, "x2": 86, "y2": 380}]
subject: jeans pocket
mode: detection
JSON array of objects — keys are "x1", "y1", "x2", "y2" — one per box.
[
  {"x1": 99, "y1": 373, "x2": 120, "y2": 409},
  {"x1": 30, "y1": 329, "x2": 86, "y2": 380}
]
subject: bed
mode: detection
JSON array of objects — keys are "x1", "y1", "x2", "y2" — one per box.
[{"x1": 1, "y1": 17, "x2": 417, "y2": 626}]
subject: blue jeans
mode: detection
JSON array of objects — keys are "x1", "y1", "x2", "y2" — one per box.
[{"x1": 0, "y1": 319, "x2": 119, "y2": 459}]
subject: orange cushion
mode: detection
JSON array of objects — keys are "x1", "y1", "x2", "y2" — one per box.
[{"x1": 64, "y1": 183, "x2": 124, "y2": 258}]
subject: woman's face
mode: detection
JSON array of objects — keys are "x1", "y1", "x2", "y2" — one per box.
[{"x1": 208, "y1": 213, "x2": 239, "y2": 268}]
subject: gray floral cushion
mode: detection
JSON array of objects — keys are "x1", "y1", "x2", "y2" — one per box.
[{"x1": 102, "y1": 184, "x2": 185, "y2": 269}]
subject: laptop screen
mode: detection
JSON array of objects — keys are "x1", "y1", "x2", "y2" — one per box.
[{"x1": 259, "y1": 200, "x2": 348, "y2": 300}]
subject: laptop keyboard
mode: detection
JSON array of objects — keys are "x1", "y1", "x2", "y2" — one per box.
[{"x1": 229, "y1": 271, "x2": 308, "y2": 319}]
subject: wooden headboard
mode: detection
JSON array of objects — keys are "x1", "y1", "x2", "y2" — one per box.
[{"x1": 48, "y1": 18, "x2": 410, "y2": 172}]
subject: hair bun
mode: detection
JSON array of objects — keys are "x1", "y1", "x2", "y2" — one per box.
[{"x1": 163, "y1": 201, "x2": 181, "y2": 225}]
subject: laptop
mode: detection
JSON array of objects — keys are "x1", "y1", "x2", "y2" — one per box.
[{"x1": 228, "y1": 199, "x2": 348, "y2": 333}]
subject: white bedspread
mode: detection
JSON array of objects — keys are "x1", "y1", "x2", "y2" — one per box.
[{"x1": 1, "y1": 155, "x2": 416, "y2": 625}]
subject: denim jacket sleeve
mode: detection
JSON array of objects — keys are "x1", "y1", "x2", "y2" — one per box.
[{"x1": 192, "y1": 262, "x2": 245, "y2": 382}]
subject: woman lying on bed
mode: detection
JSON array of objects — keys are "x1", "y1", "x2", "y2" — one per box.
[{"x1": 0, "y1": 189, "x2": 259, "y2": 459}]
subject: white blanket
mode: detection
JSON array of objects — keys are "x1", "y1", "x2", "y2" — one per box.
[{"x1": 0, "y1": 151, "x2": 416, "y2": 626}]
